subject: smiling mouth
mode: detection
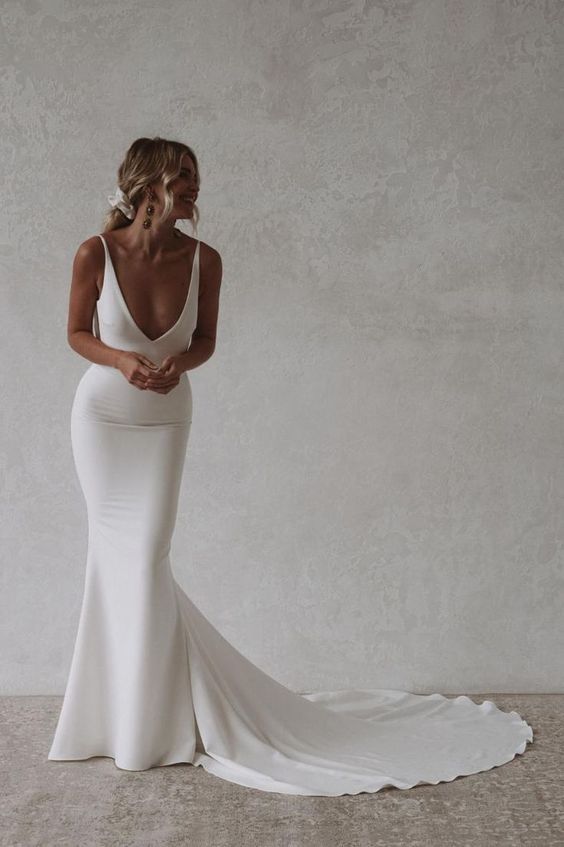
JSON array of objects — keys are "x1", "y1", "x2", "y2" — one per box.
[{"x1": 180, "y1": 196, "x2": 196, "y2": 204}]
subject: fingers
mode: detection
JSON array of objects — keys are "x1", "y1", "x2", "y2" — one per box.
[
  {"x1": 131, "y1": 375, "x2": 150, "y2": 390},
  {"x1": 146, "y1": 375, "x2": 180, "y2": 393},
  {"x1": 136, "y1": 357, "x2": 163, "y2": 379},
  {"x1": 145, "y1": 368, "x2": 174, "y2": 386},
  {"x1": 130, "y1": 371, "x2": 179, "y2": 393},
  {"x1": 129, "y1": 363, "x2": 159, "y2": 381},
  {"x1": 130, "y1": 368, "x2": 160, "y2": 390},
  {"x1": 145, "y1": 369, "x2": 169, "y2": 382},
  {"x1": 138, "y1": 365, "x2": 160, "y2": 379},
  {"x1": 147, "y1": 377, "x2": 179, "y2": 391},
  {"x1": 126, "y1": 355, "x2": 179, "y2": 392},
  {"x1": 138, "y1": 355, "x2": 159, "y2": 370}
]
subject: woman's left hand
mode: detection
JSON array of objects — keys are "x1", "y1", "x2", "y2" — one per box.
[{"x1": 145, "y1": 355, "x2": 183, "y2": 394}]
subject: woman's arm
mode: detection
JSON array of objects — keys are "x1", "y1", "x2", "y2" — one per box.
[
  {"x1": 67, "y1": 237, "x2": 124, "y2": 369},
  {"x1": 177, "y1": 242, "x2": 222, "y2": 374}
]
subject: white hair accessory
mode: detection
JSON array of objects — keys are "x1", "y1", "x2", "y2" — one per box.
[{"x1": 107, "y1": 186, "x2": 136, "y2": 219}]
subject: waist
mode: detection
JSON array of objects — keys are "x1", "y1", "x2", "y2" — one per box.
[{"x1": 71, "y1": 363, "x2": 193, "y2": 426}]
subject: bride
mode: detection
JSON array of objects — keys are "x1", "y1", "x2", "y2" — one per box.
[{"x1": 48, "y1": 135, "x2": 533, "y2": 796}]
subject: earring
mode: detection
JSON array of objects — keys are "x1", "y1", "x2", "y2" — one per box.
[{"x1": 142, "y1": 186, "x2": 156, "y2": 229}]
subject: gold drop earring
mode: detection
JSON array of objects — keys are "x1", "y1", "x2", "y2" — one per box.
[{"x1": 142, "y1": 186, "x2": 156, "y2": 229}]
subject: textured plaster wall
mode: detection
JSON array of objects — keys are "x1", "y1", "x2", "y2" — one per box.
[{"x1": 1, "y1": 0, "x2": 563, "y2": 695}]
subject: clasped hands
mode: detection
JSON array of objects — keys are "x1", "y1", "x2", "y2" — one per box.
[
  {"x1": 118, "y1": 351, "x2": 184, "y2": 394},
  {"x1": 143, "y1": 355, "x2": 183, "y2": 394}
]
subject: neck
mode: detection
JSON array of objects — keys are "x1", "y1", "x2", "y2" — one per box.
[{"x1": 121, "y1": 212, "x2": 182, "y2": 257}]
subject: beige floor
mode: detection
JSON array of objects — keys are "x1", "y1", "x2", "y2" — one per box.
[{"x1": 1, "y1": 694, "x2": 562, "y2": 847}]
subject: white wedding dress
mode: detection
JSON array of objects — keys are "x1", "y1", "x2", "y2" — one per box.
[{"x1": 48, "y1": 233, "x2": 533, "y2": 795}]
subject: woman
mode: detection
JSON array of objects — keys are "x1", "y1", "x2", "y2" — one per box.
[{"x1": 48, "y1": 136, "x2": 533, "y2": 796}]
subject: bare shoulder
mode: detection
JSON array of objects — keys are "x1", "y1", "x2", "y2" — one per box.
[
  {"x1": 196, "y1": 237, "x2": 221, "y2": 261},
  {"x1": 177, "y1": 231, "x2": 221, "y2": 263},
  {"x1": 75, "y1": 233, "x2": 104, "y2": 261},
  {"x1": 176, "y1": 231, "x2": 222, "y2": 290},
  {"x1": 72, "y1": 235, "x2": 105, "y2": 294},
  {"x1": 197, "y1": 238, "x2": 222, "y2": 287}
]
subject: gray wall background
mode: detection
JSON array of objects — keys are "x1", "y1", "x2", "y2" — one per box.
[{"x1": 1, "y1": 0, "x2": 562, "y2": 695}]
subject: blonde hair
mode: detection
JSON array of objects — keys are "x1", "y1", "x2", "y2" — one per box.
[{"x1": 102, "y1": 136, "x2": 200, "y2": 234}]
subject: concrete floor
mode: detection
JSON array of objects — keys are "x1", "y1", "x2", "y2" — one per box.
[{"x1": 1, "y1": 694, "x2": 562, "y2": 847}]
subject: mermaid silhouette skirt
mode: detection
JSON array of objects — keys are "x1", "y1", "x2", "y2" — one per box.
[
  {"x1": 48, "y1": 234, "x2": 533, "y2": 794},
  {"x1": 46, "y1": 363, "x2": 533, "y2": 795}
]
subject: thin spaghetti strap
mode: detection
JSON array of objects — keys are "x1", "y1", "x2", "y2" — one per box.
[
  {"x1": 96, "y1": 234, "x2": 108, "y2": 297},
  {"x1": 87, "y1": 236, "x2": 105, "y2": 341}
]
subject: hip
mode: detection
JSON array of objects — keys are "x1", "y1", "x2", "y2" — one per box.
[{"x1": 71, "y1": 363, "x2": 193, "y2": 427}]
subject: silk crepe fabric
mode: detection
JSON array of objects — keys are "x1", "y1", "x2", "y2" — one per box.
[{"x1": 48, "y1": 234, "x2": 533, "y2": 795}]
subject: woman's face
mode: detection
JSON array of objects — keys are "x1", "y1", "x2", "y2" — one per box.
[{"x1": 158, "y1": 153, "x2": 199, "y2": 220}]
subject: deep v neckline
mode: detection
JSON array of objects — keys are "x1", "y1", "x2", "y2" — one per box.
[{"x1": 100, "y1": 234, "x2": 199, "y2": 343}]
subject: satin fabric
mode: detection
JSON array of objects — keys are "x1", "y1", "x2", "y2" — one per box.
[{"x1": 48, "y1": 233, "x2": 533, "y2": 795}]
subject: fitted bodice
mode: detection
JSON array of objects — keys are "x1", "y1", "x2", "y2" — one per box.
[
  {"x1": 93, "y1": 234, "x2": 200, "y2": 360},
  {"x1": 74, "y1": 234, "x2": 200, "y2": 427}
]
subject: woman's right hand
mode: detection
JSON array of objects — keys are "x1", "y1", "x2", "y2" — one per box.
[{"x1": 115, "y1": 351, "x2": 162, "y2": 391}]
